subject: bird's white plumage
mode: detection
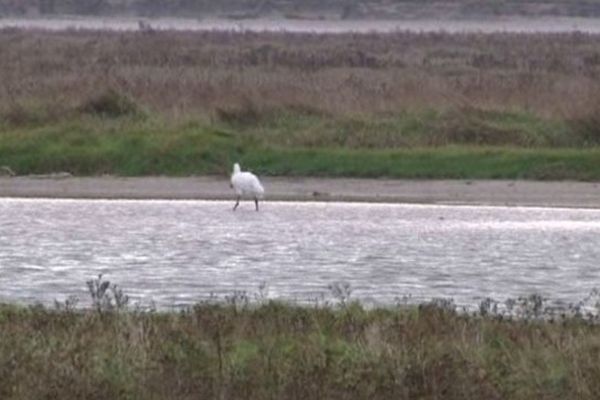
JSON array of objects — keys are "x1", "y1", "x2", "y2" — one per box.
[
  {"x1": 230, "y1": 163, "x2": 264, "y2": 211},
  {"x1": 231, "y1": 163, "x2": 264, "y2": 197}
]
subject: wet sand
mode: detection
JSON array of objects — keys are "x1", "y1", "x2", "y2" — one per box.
[{"x1": 0, "y1": 176, "x2": 598, "y2": 208}]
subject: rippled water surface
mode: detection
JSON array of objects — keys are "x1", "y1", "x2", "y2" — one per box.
[
  {"x1": 1, "y1": 199, "x2": 599, "y2": 309},
  {"x1": 3, "y1": 17, "x2": 600, "y2": 33}
]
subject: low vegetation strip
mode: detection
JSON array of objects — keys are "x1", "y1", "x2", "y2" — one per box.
[
  {"x1": 2, "y1": 297, "x2": 600, "y2": 399},
  {"x1": 1, "y1": 116, "x2": 599, "y2": 180}
]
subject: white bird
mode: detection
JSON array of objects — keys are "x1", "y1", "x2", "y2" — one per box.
[{"x1": 230, "y1": 163, "x2": 264, "y2": 211}]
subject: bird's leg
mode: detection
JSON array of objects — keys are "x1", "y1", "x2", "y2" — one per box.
[
  {"x1": 254, "y1": 197, "x2": 259, "y2": 212},
  {"x1": 233, "y1": 196, "x2": 240, "y2": 211}
]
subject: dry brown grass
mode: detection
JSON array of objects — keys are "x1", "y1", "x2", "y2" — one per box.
[{"x1": 2, "y1": 29, "x2": 600, "y2": 122}]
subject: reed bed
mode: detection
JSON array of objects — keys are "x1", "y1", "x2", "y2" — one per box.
[{"x1": 2, "y1": 29, "x2": 600, "y2": 120}]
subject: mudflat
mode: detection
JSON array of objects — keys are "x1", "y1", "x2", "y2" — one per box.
[{"x1": 0, "y1": 176, "x2": 598, "y2": 208}]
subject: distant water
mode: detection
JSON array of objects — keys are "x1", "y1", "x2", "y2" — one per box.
[
  {"x1": 2, "y1": 16, "x2": 600, "y2": 33},
  {"x1": 1, "y1": 198, "x2": 599, "y2": 310}
]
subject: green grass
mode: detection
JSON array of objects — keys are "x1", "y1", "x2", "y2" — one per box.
[
  {"x1": 0, "y1": 117, "x2": 244, "y2": 176},
  {"x1": 236, "y1": 108, "x2": 574, "y2": 148},
  {"x1": 2, "y1": 300, "x2": 600, "y2": 400},
  {"x1": 1, "y1": 109, "x2": 599, "y2": 180},
  {"x1": 244, "y1": 146, "x2": 600, "y2": 180}
]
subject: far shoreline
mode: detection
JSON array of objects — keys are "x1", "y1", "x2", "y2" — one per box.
[
  {"x1": 0, "y1": 176, "x2": 598, "y2": 209},
  {"x1": 3, "y1": 15, "x2": 600, "y2": 34}
]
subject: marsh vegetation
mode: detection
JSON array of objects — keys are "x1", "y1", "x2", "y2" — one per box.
[
  {"x1": 3, "y1": 275, "x2": 600, "y2": 399},
  {"x1": 1, "y1": 29, "x2": 600, "y2": 178}
]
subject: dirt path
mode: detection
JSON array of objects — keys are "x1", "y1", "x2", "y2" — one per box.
[{"x1": 0, "y1": 176, "x2": 599, "y2": 208}]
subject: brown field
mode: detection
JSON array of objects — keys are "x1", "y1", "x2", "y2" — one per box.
[{"x1": 2, "y1": 28, "x2": 600, "y2": 121}]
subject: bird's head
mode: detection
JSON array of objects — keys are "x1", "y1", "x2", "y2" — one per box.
[{"x1": 233, "y1": 163, "x2": 241, "y2": 174}]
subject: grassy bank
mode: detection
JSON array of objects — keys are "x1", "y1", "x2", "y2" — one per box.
[
  {"x1": 2, "y1": 298, "x2": 600, "y2": 399},
  {"x1": 1, "y1": 30, "x2": 600, "y2": 179},
  {"x1": 1, "y1": 113, "x2": 599, "y2": 180}
]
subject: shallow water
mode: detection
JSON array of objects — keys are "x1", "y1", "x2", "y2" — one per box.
[
  {"x1": 0, "y1": 198, "x2": 599, "y2": 309},
  {"x1": 2, "y1": 16, "x2": 600, "y2": 33}
]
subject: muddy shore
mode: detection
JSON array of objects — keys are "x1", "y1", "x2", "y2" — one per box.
[{"x1": 0, "y1": 176, "x2": 598, "y2": 208}]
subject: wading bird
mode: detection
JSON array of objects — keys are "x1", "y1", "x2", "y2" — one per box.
[{"x1": 230, "y1": 163, "x2": 264, "y2": 211}]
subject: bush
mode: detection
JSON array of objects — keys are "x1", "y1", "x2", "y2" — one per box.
[
  {"x1": 569, "y1": 112, "x2": 600, "y2": 146},
  {"x1": 79, "y1": 90, "x2": 141, "y2": 118}
]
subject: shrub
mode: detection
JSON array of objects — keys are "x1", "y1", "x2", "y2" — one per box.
[{"x1": 79, "y1": 90, "x2": 141, "y2": 118}]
